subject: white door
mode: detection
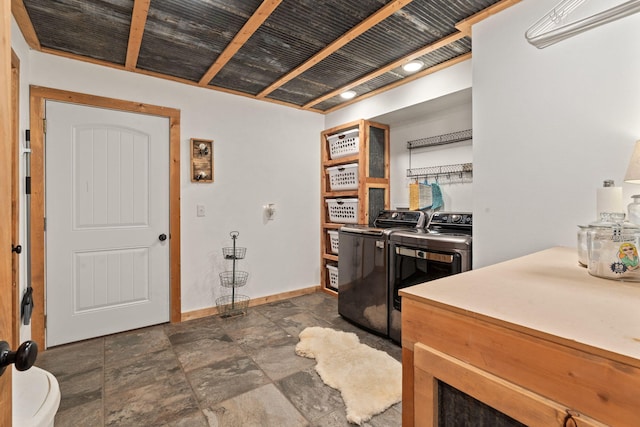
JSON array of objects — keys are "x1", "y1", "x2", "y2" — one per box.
[{"x1": 45, "y1": 101, "x2": 170, "y2": 347}]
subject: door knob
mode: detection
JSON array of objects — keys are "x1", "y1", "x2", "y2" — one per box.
[
  {"x1": 158, "y1": 233, "x2": 167, "y2": 241},
  {"x1": 12, "y1": 244, "x2": 22, "y2": 254},
  {"x1": 0, "y1": 340, "x2": 38, "y2": 376}
]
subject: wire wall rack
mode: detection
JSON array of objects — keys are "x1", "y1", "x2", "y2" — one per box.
[
  {"x1": 407, "y1": 163, "x2": 473, "y2": 181},
  {"x1": 406, "y1": 129, "x2": 472, "y2": 149}
]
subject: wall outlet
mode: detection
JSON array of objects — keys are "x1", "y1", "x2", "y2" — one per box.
[{"x1": 197, "y1": 204, "x2": 205, "y2": 217}]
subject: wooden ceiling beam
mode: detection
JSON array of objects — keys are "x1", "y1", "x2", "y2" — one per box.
[
  {"x1": 11, "y1": 0, "x2": 41, "y2": 50},
  {"x1": 306, "y1": 0, "x2": 520, "y2": 110},
  {"x1": 256, "y1": 0, "x2": 415, "y2": 99},
  {"x1": 13, "y1": 0, "x2": 520, "y2": 114},
  {"x1": 199, "y1": 0, "x2": 282, "y2": 86},
  {"x1": 125, "y1": 0, "x2": 151, "y2": 70},
  {"x1": 36, "y1": 45, "x2": 323, "y2": 113},
  {"x1": 302, "y1": 31, "x2": 466, "y2": 110},
  {"x1": 322, "y1": 52, "x2": 472, "y2": 114},
  {"x1": 455, "y1": 0, "x2": 521, "y2": 36}
]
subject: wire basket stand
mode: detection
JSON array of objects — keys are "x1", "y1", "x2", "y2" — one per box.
[{"x1": 216, "y1": 231, "x2": 249, "y2": 318}]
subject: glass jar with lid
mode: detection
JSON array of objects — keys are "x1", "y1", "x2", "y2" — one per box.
[
  {"x1": 587, "y1": 213, "x2": 640, "y2": 281},
  {"x1": 628, "y1": 194, "x2": 640, "y2": 226},
  {"x1": 577, "y1": 212, "x2": 619, "y2": 267}
]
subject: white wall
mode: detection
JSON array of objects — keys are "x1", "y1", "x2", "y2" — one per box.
[
  {"x1": 12, "y1": 18, "x2": 324, "y2": 321},
  {"x1": 376, "y1": 92, "x2": 473, "y2": 211},
  {"x1": 325, "y1": 60, "x2": 474, "y2": 213},
  {"x1": 473, "y1": 0, "x2": 640, "y2": 267},
  {"x1": 324, "y1": 60, "x2": 472, "y2": 129},
  {"x1": 15, "y1": 0, "x2": 639, "y2": 331}
]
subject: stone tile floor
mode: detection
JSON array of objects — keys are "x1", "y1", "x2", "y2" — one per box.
[{"x1": 36, "y1": 292, "x2": 402, "y2": 426}]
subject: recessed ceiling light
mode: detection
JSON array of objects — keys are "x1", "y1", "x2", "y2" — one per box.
[
  {"x1": 340, "y1": 90, "x2": 357, "y2": 100},
  {"x1": 402, "y1": 60, "x2": 424, "y2": 73}
]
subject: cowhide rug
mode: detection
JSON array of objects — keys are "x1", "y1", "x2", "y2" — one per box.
[{"x1": 295, "y1": 326, "x2": 401, "y2": 425}]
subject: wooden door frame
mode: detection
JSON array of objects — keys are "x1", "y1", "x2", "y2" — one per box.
[
  {"x1": 1, "y1": 0, "x2": 15, "y2": 423},
  {"x1": 11, "y1": 49, "x2": 20, "y2": 350},
  {"x1": 29, "y1": 86, "x2": 182, "y2": 349}
]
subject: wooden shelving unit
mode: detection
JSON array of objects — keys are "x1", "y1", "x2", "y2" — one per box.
[{"x1": 320, "y1": 119, "x2": 390, "y2": 295}]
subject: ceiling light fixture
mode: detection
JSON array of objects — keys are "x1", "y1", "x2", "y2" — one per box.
[
  {"x1": 340, "y1": 90, "x2": 357, "y2": 100},
  {"x1": 402, "y1": 60, "x2": 424, "y2": 73}
]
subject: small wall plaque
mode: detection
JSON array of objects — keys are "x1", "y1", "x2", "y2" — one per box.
[{"x1": 190, "y1": 138, "x2": 213, "y2": 183}]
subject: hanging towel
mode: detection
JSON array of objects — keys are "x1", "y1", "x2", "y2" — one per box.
[
  {"x1": 409, "y1": 181, "x2": 432, "y2": 210},
  {"x1": 431, "y1": 182, "x2": 443, "y2": 210}
]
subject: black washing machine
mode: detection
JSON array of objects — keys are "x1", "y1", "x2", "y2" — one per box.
[
  {"x1": 388, "y1": 212, "x2": 473, "y2": 343},
  {"x1": 337, "y1": 210, "x2": 427, "y2": 337}
]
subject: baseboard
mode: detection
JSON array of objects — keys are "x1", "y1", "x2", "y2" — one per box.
[{"x1": 180, "y1": 285, "x2": 321, "y2": 322}]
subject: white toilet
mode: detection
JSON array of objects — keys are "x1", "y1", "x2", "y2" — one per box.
[{"x1": 12, "y1": 366, "x2": 61, "y2": 427}]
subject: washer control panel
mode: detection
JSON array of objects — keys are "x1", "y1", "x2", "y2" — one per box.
[{"x1": 429, "y1": 212, "x2": 472, "y2": 228}]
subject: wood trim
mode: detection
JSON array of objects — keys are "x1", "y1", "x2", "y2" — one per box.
[
  {"x1": 29, "y1": 86, "x2": 181, "y2": 349},
  {"x1": 11, "y1": 1, "x2": 518, "y2": 114},
  {"x1": 307, "y1": 0, "x2": 521, "y2": 112},
  {"x1": 455, "y1": 0, "x2": 522, "y2": 36},
  {"x1": 357, "y1": 120, "x2": 369, "y2": 224},
  {"x1": 11, "y1": 0, "x2": 41, "y2": 50},
  {"x1": 168, "y1": 97, "x2": 182, "y2": 324},
  {"x1": 30, "y1": 86, "x2": 181, "y2": 117},
  {"x1": 28, "y1": 92, "x2": 45, "y2": 349},
  {"x1": 303, "y1": 32, "x2": 466, "y2": 109},
  {"x1": 303, "y1": 0, "x2": 521, "y2": 110},
  {"x1": 125, "y1": 0, "x2": 151, "y2": 70},
  {"x1": 1, "y1": 0, "x2": 14, "y2": 424},
  {"x1": 414, "y1": 343, "x2": 607, "y2": 427},
  {"x1": 180, "y1": 286, "x2": 320, "y2": 322},
  {"x1": 321, "y1": 120, "x2": 361, "y2": 138},
  {"x1": 402, "y1": 347, "x2": 415, "y2": 427},
  {"x1": 11, "y1": 49, "x2": 20, "y2": 350},
  {"x1": 319, "y1": 120, "x2": 389, "y2": 293},
  {"x1": 320, "y1": 287, "x2": 337, "y2": 297},
  {"x1": 199, "y1": 0, "x2": 282, "y2": 85},
  {"x1": 402, "y1": 291, "x2": 640, "y2": 369},
  {"x1": 257, "y1": 0, "x2": 416, "y2": 98},
  {"x1": 35, "y1": 46, "x2": 324, "y2": 114}
]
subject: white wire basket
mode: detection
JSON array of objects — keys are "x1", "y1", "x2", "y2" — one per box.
[
  {"x1": 216, "y1": 294, "x2": 250, "y2": 317},
  {"x1": 219, "y1": 271, "x2": 249, "y2": 287},
  {"x1": 223, "y1": 246, "x2": 246, "y2": 259}
]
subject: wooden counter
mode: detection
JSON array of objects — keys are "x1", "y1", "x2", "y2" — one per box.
[{"x1": 400, "y1": 247, "x2": 640, "y2": 427}]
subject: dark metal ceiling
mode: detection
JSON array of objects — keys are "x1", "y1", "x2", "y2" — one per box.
[{"x1": 13, "y1": 0, "x2": 519, "y2": 113}]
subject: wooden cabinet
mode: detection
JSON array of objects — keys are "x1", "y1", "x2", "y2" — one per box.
[
  {"x1": 320, "y1": 119, "x2": 389, "y2": 294},
  {"x1": 407, "y1": 303, "x2": 617, "y2": 427},
  {"x1": 400, "y1": 248, "x2": 640, "y2": 427}
]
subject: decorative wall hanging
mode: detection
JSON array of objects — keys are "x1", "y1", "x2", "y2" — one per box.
[
  {"x1": 526, "y1": 0, "x2": 640, "y2": 48},
  {"x1": 190, "y1": 138, "x2": 213, "y2": 183}
]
